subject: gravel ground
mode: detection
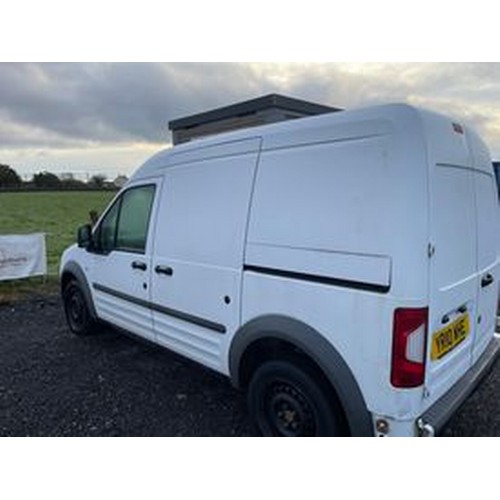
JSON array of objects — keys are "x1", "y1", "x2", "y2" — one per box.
[
  {"x1": 0, "y1": 296, "x2": 498, "y2": 436},
  {"x1": 0, "y1": 296, "x2": 252, "y2": 436}
]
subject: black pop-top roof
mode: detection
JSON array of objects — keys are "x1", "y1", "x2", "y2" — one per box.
[{"x1": 168, "y1": 93, "x2": 341, "y2": 131}]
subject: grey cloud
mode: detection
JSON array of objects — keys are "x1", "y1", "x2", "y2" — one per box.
[
  {"x1": 1, "y1": 62, "x2": 500, "y2": 156},
  {"x1": 280, "y1": 63, "x2": 500, "y2": 154},
  {"x1": 0, "y1": 63, "x2": 270, "y2": 148},
  {"x1": 286, "y1": 62, "x2": 500, "y2": 109}
]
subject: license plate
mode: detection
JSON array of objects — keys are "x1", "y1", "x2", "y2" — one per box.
[{"x1": 431, "y1": 314, "x2": 470, "y2": 361}]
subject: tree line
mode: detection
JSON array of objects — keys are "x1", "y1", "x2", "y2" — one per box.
[{"x1": 0, "y1": 164, "x2": 119, "y2": 191}]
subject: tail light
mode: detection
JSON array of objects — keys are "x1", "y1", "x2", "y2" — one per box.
[{"x1": 391, "y1": 307, "x2": 428, "y2": 388}]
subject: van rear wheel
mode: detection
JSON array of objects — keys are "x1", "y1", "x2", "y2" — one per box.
[
  {"x1": 248, "y1": 360, "x2": 343, "y2": 437},
  {"x1": 63, "y1": 280, "x2": 95, "y2": 336}
]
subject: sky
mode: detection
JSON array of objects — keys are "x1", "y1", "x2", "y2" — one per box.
[{"x1": 1, "y1": 62, "x2": 500, "y2": 181}]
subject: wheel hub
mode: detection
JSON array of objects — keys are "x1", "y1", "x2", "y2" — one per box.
[
  {"x1": 70, "y1": 296, "x2": 83, "y2": 321},
  {"x1": 267, "y1": 382, "x2": 316, "y2": 436},
  {"x1": 67, "y1": 290, "x2": 85, "y2": 329}
]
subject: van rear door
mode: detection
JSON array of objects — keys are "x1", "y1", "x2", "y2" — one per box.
[
  {"x1": 426, "y1": 121, "x2": 499, "y2": 402},
  {"x1": 426, "y1": 162, "x2": 478, "y2": 400},
  {"x1": 468, "y1": 132, "x2": 499, "y2": 364}
]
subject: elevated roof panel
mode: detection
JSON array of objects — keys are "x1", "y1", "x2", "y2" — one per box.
[{"x1": 168, "y1": 93, "x2": 341, "y2": 131}]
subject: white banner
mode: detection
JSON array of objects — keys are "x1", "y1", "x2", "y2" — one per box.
[{"x1": 0, "y1": 233, "x2": 47, "y2": 281}]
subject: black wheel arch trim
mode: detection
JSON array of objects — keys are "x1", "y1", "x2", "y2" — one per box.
[
  {"x1": 61, "y1": 260, "x2": 98, "y2": 320},
  {"x1": 229, "y1": 315, "x2": 374, "y2": 437}
]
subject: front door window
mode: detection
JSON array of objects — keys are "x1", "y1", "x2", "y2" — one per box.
[{"x1": 94, "y1": 184, "x2": 156, "y2": 254}]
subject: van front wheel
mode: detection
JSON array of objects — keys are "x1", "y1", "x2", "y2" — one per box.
[
  {"x1": 248, "y1": 360, "x2": 343, "y2": 437},
  {"x1": 63, "y1": 280, "x2": 95, "y2": 336}
]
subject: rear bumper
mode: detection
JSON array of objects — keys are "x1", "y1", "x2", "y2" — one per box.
[{"x1": 417, "y1": 334, "x2": 500, "y2": 436}]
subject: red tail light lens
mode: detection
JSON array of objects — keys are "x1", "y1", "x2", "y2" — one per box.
[{"x1": 391, "y1": 307, "x2": 428, "y2": 388}]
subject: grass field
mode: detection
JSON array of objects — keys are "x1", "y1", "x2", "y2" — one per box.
[{"x1": 0, "y1": 191, "x2": 115, "y2": 301}]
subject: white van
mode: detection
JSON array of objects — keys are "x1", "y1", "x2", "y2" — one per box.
[{"x1": 60, "y1": 103, "x2": 500, "y2": 436}]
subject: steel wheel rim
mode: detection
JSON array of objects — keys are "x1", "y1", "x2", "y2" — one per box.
[
  {"x1": 264, "y1": 380, "x2": 317, "y2": 436},
  {"x1": 67, "y1": 288, "x2": 85, "y2": 330}
]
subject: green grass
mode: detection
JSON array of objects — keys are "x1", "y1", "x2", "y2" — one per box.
[{"x1": 0, "y1": 191, "x2": 115, "y2": 302}]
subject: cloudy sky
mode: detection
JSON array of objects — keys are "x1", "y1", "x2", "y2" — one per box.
[{"x1": 1, "y1": 62, "x2": 500, "y2": 180}]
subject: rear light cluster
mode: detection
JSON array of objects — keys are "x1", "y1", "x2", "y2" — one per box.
[{"x1": 391, "y1": 308, "x2": 428, "y2": 388}]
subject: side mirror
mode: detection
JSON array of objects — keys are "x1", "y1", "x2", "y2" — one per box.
[{"x1": 77, "y1": 224, "x2": 93, "y2": 249}]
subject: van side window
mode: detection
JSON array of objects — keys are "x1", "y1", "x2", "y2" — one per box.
[
  {"x1": 98, "y1": 198, "x2": 121, "y2": 253},
  {"x1": 95, "y1": 185, "x2": 155, "y2": 254},
  {"x1": 116, "y1": 185, "x2": 155, "y2": 252}
]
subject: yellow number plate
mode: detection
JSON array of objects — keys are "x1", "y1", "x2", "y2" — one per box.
[{"x1": 431, "y1": 314, "x2": 470, "y2": 361}]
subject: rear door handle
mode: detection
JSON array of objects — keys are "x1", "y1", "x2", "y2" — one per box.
[
  {"x1": 131, "y1": 261, "x2": 147, "y2": 271},
  {"x1": 481, "y1": 273, "x2": 494, "y2": 288},
  {"x1": 155, "y1": 265, "x2": 173, "y2": 276}
]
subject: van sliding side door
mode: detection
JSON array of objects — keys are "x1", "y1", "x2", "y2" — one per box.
[{"x1": 150, "y1": 139, "x2": 262, "y2": 374}]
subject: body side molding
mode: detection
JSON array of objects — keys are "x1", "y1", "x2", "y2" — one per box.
[
  {"x1": 93, "y1": 282, "x2": 227, "y2": 334},
  {"x1": 243, "y1": 264, "x2": 390, "y2": 294}
]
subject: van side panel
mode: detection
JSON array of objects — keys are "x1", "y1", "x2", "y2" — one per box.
[
  {"x1": 246, "y1": 115, "x2": 429, "y2": 300},
  {"x1": 241, "y1": 271, "x2": 411, "y2": 419},
  {"x1": 246, "y1": 138, "x2": 392, "y2": 289},
  {"x1": 243, "y1": 109, "x2": 431, "y2": 419}
]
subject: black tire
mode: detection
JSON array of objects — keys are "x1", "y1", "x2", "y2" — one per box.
[
  {"x1": 63, "y1": 280, "x2": 96, "y2": 336},
  {"x1": 248, "y1": 359, "x2": 343, "y2": 437}
]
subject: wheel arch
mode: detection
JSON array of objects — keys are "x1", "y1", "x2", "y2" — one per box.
[
  {"x1": 61, "y1": 260, "x2": 97, "y2": 320},
  {"x1": 229, "y1": 315, "x2": 373, "y2": 437}
]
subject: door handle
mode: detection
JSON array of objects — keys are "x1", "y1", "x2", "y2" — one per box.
[
  {"x1": 155, "y1": 265, "x2": 173, "y2": 276},
  {"x1": 131, "y1": 261, "x2": 147, "y2": 271},
  {"x1": 481, "y1": 273, "x2": 494, "y2": 288}
]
